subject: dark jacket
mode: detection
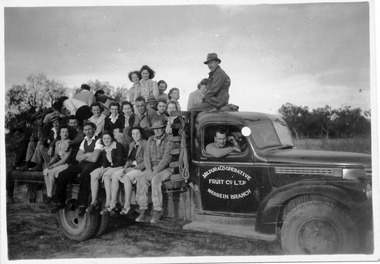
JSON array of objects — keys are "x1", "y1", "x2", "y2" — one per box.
[
  {"x1": 203, "y1": 65, "x2": 231, "y2": 108},
  {"x1": 104, "y1": 114, "x2": 124, "y2": 133},
  {"x1": 101, "y1": 141, "x2": 126, "y2": 168},
  {"x1": 124, "y1": 139, "x2": 147, "y2": 171}
]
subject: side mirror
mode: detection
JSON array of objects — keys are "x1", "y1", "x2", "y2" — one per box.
[{"x1": 241, "y1": 126, "x2": 251, "y2": 137}]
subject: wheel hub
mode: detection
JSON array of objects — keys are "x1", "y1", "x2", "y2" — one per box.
[{"x1": 298, "y1": 218, "x2": 340, "y2": 254}]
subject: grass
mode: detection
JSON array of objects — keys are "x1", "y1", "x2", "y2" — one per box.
[{"x1": 293, "y1": 137, "x2": 371, "y2": 154}]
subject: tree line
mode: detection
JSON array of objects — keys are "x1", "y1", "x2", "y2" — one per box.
[
  {"x1": 5, "y1": 74, "x2": 127, "y2": 132},
  {"x1": 5, "y1": 74, "x2": 371, "y2": 139},
  {"x1": 278, "y1": 103, "x2": 371, "y2": 139}
]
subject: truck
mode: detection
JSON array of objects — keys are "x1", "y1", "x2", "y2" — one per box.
[{"x1": 9, "y1": 110, "x2": 373, "y2": 254}]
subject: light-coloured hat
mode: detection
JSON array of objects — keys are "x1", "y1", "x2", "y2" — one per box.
[
  {"x1": 147, "y1": 95, "x2": 157, "y2": 102},
  {"x1": 50, "y1": 115, "x2": 61, "y2": 124},
  {"x1": 149, "y1": 119, "x2": 166, "y2": 130},
  {"x1": 204, "y1": 53, "x2": 221, "y2": 64}
]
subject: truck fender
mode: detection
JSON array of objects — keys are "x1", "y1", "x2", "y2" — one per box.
[{"x1": 255, "y1": 183, "x2": 353, "y2": 235}]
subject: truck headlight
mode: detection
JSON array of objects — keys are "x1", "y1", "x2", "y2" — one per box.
[
  {"x1": 342, "y1": 168, "x2": 366, "y2": 180},
  {"x1": 365, "y1": 183, "x2": 372, "y2": 199}
]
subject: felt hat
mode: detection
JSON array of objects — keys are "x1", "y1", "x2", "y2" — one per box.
[
  {"x1": 50, "y1": 115, "x2": 61, "y2": 124},
  {"x1": 204, "y1": 53, "x2": 221, "y2": 64},
  {"x1": 82, "y1": 120, "x2": 97, "y2": 130},
  {"x1": 32, "y1": 112, "x2": 44, "y2": 121},
  {"x1": 147, "y1": 95, "x2": 157, "y2": 102},
  {"x1": 149, "y1": 119, "x2": 166, "y2": 130}
]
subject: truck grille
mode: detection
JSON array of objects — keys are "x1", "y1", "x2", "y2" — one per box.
[
  {"x1": 275, "y1": 167, "x2": 342, "y2": 177},
  {"x1": 365, "y1": 167, "x2": 372, "y2": 177}
]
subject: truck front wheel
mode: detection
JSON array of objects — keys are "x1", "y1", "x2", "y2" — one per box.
[
  {"x1": 281, "y1": 200, "x2": 358, "y2": 254},
  {"x1": 57, "y1": 198, "x2": 99, "y2": 241}
]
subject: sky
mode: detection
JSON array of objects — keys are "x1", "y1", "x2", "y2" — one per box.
[{"x1": 3, "y1": 1, "x2": 372, "y2": 114}]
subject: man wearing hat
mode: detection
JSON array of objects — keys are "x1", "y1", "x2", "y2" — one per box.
[
  {"x1": 147, "y1": 94, "x2": 158, "y2": 111},
  {"x1": 29, "y1": 115, "x2": 61, "y2": 171},
  {"x1": 189, "y1": 53, "x2": 231, "y2": 111},
  {"x1": 50, "y1": 120, "x2": 102, "y2": 216},
  {"x1": 16, "y1": 112, "x2": 44, "y2": 170},
  {"x1": 135, "y1": 118, "x2": 174, "y2": 224}
]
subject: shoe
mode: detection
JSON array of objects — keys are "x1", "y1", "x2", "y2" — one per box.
[
  {"x1": 135, "y1": 209, "x2": 148, "y2": 222},
  {"x1": 120, "y1": 207, "x2": 130, "y2": 215},
  {"x1": 16, "y1": 165, "x2": 28, "y2": 171},
  {"x1": 100, "y1": 207, "x2": 110, "y2": 215},
  {"x1": 44, "y1": 196, "x2": 53, "y2": 204},
  {"x1": 150, "y1": 210, "x2": 162, "y2": 224},
  {"x1": 108, "y1": 203, "x2": 116, "y2": 212},
  {"x1": 86, "y1": 202, "x2": 99, "y2": 214},
  {"x1": 29, "y1": 164, "x2": 42, "y2": 171},
  {"x1": 76, "y1": 206, "x2": 86, "y2": 216},
  {"x1": 50, "y1": 203, "x2": 64, "y2": 213}
]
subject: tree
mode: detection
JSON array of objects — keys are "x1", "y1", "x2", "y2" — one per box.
[
  {"x1": 5, "y1": 73, "x2": 67, "y2": 130},
  {"x1": 278, "y1": 103, "x2": 309, "y2": 139},
  {"x1": 86, "y1": 80, "x2": 114, "y2": 95},
  {"x1": 112, "y1": 86, "x2": 128, "y2": 102}
]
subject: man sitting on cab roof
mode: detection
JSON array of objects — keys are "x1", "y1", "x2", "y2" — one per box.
[{"x1": 206, "y1": 126, "x2": 241, "y2": 158}]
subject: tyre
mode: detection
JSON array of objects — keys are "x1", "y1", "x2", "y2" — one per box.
[
  {"x1": 94, "y1": 188, "x2": 110, "y2": 237},
  {"x1": 281, "y1": 200, "x2": 359, "y2": 254},
  {"x1": 57, "y1": 198, "x2": 99, "y2": 241}
]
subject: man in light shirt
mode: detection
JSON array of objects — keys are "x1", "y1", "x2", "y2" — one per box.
[{"x1": 73, "y1": 84, "x2": 95, "y2": 106}]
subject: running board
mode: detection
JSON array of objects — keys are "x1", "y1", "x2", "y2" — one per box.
[{"x1": 183, "y1": 211, "x2": 277, "y2": 241}]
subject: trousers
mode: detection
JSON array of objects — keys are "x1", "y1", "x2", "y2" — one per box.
[
  {"x1": 54, "y1": 161, "x2": 99, "y2": 206},
  {"x1": 136, "y1": 167, "x2": 172, "y2": 211}
]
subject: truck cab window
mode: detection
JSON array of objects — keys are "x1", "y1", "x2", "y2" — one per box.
[{"x1": 203, "y1": 124, "x2": 248, "y2": 158}]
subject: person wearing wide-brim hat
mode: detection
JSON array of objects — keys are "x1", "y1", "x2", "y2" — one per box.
[
  {"x1": 147, "y1": 94, "x2": 157, "y2": 111},
  {"x1": 135, "y1": 118, "x2": 174, "y2": 224},
  {"x1": 29, "y1": 113, "x2": 62, "y2": 172},
  {"x1": 148, "y1": 118, "x2": 167, "y2": 130},
  {"x1": 188, "y1": 52, "x2": 231, "y2": 112}
]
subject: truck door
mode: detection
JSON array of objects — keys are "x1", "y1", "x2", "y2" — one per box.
[{"x1": 195, "y1": 124, "x2": 260, "y2": 214}]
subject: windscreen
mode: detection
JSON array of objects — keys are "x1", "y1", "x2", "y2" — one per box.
[{"x1": 248, "y1": 121, "x2": 294, "y2": 149}]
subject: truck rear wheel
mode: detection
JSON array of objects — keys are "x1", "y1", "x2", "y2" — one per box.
[
  {"x1": 281, "y1": 200, "x2": 358, "y2": 254},
  {"x1": 57, "y1": 198, "x2": 99, "y2": 241},
  {"x1": 94, "y1": 189, "x2": 110, "y2": 237}
]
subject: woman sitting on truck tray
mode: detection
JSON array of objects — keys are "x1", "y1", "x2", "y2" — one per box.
[
  {"x1": 168, "y1": 87, "x2": 181, "y2": 111},
  {"x1": 111, "y1": 126, "x2": 147, "y2": 215},
  {"x1": 128, "y1": 70, "x2": 142, "y2": 104},
  {"x1": 165, "y1": 100, "x2": 184, "y2": 136},
  {"x1": 87, "y1": 130, "x2": 126, "y2": 214},
  {"x1": 43, "y1": 125, "x2": 71, "y2": 204},
  {"x1": 139, "y1": 65, "x2": 158, "y2": 101},
  {"x1": 155, "y1": 98, "x2": 168, "y2": 124},
  {"x1": 120, "y1": 100, "x2": 138, "y2": 148},
  {"x1": 88, "y1": 102, "x2": 106, "y2": 137}
]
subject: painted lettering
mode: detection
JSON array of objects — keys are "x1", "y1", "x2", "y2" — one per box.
[
  {"x1": 209, "y1": 179, "x2": 224, "y2": 185},
  {"x1": 230, "y1": 189, "x2": 252, "y2": 199},
  {"x1": 207, "y1": 188, "x2": 229, "y2": 199},
  {"x1": 202, "y1": 166, "x2": 252, "y2": 181}
]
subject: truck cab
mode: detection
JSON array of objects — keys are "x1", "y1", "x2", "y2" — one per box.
[{"x1": 184, "y1": 111, "x2": 372, "y2": 254}]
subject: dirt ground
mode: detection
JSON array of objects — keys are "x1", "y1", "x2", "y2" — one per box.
[{"x1": 5, "y1": 184, "x2": 283, "y2": 261}]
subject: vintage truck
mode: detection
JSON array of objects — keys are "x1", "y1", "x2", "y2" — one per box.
[{"x1": 9, "y1": 110, "x2": 373, "y2": 254}]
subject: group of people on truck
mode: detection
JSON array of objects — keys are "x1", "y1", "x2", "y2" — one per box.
[{"x1": 9, "y1": 53, "x2": 239, "y2": 223}]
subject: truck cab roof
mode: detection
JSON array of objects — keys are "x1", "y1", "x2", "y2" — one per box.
[{"x1": 196, "y1": 111, "x2": 285, "y2": 126}]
